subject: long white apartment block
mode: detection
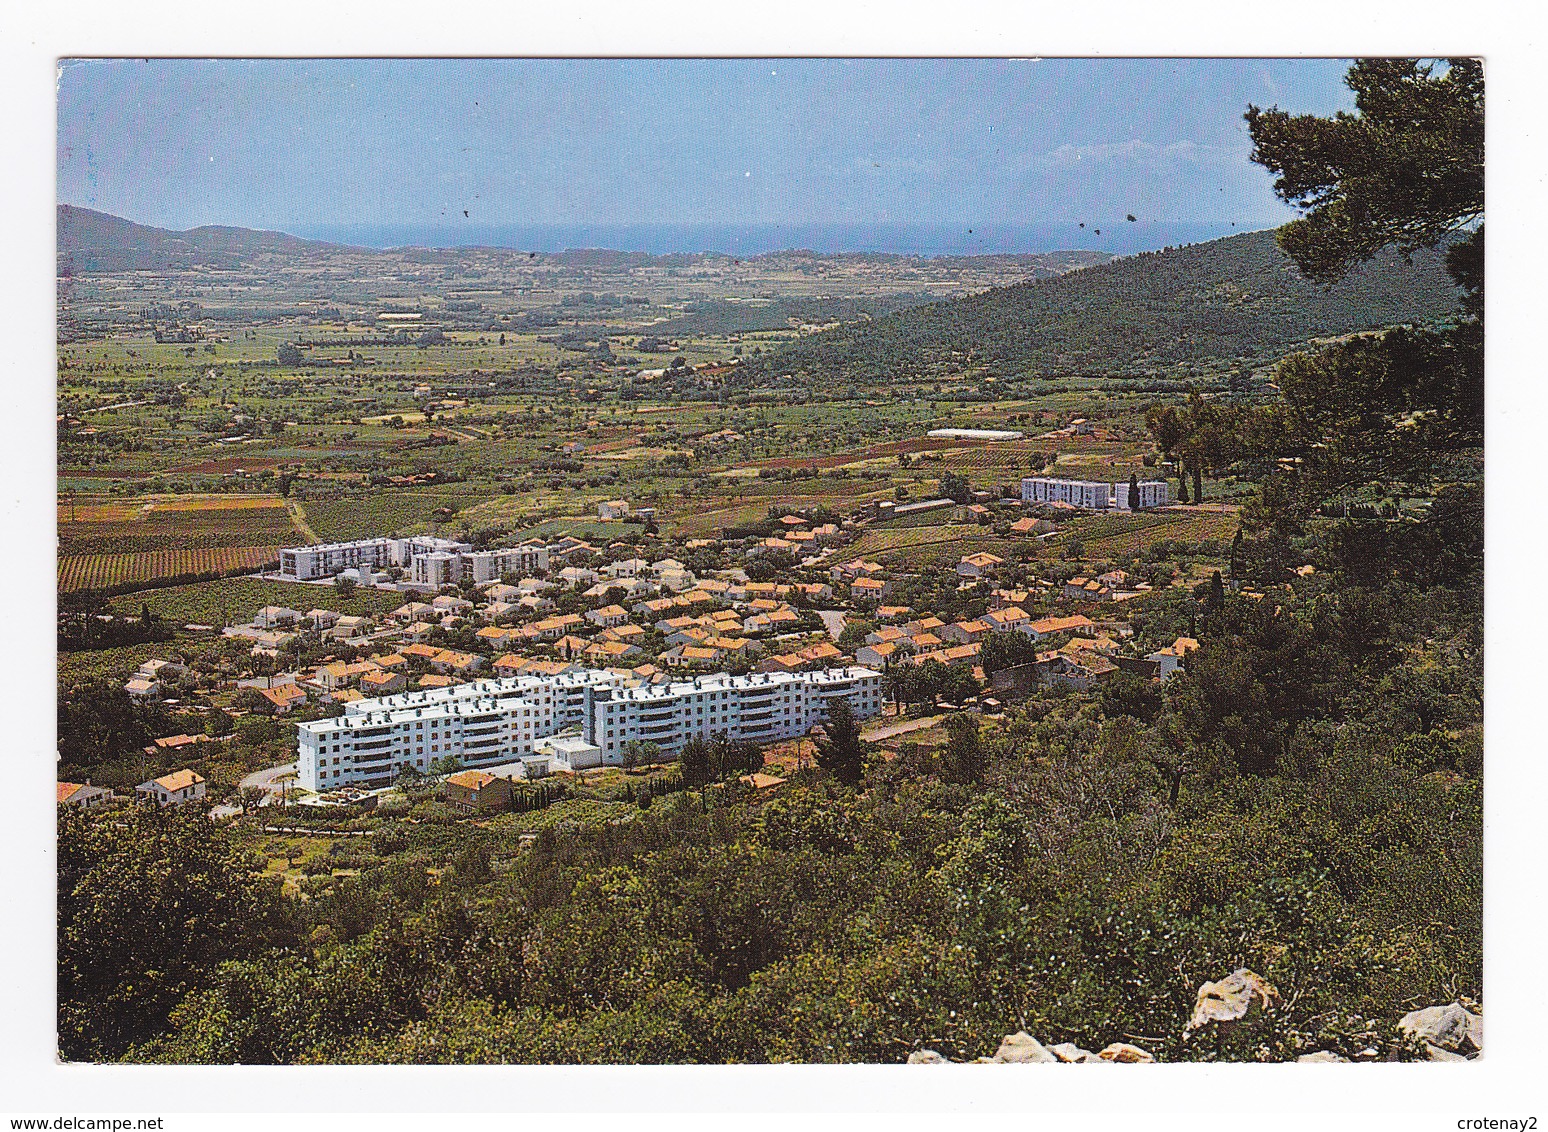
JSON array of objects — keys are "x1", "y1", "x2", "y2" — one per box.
[
  {"x1": 298, "y1": 669, "x2": 624, "y2": 791},
  {"x1": 1020, "y1": 476, "x2": 1171, "y2": 511},
  {"x1": 296, "y1": 665, "x2": 883, "y2": 791},
  {"x1": 279, "y1": 536, "x2": 471, "y2": 581},
  {"x1": 279, "y1": 536, "x2": 547, "y2": 584},
  {"x1": 586, "y1": 666, "x2": 883, "y2": 761}
]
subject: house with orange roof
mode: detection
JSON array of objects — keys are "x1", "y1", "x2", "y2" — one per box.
[
  {"x1": 258, "y1": 684, "x2": 308, "y2": 713},
  {"x1": 983, "y1": 606, "x2": 1030, "y2": 633},
  {"x1": 855, "y1": 640, "x2": 902, "y2": 668},
  {"x1": 957, "y1": 552, "x2": 1004, "y2": 578},
  {"x1": 799, "y1": 641, "x2": 843, "y2": 664},
  {"x1": 443, "y1": 769, "x2": 512, "y2": 815},
  {"x1": 146, "y1": 733, "x2": 208, "y2": 754},
  {"x1": 430, "y1": 650, "x2": 482, "y2": 678},
  {"x1": 942, "y1": 620, "x2": 992, "y2": 645},
  {"x1": 553, "y1": 634, "x2": 593, "y2": 659},
  {"x1": 1024, "y1": 614, "x2": 1096, "y2": 640},
  {"x1": 360, "y1": 669, "x2": 407, "y2": 695},
  {"x1": 58, "y1": 781, "x2": 112, "y2": 809},
  {"x1": 584, "y1": 639, "x2": 642, "y2": 662},
  {"x1": 136, "y1": 769, "x2": 206, "y2": 807},
  {"x1": 585, "y1": 603, "x2": 631, "y2": 629},
  {"x1": 849, "y1": 576, "x2": 891, "y2": 604},
  {"x1": 1146, "y1": 636, "x2": 1200, "y2": 679},
  {"x1": 492, "y1": 653, "x2": 528, "y2": 676},
  {"x1": 708, "y1": 636, "x2": 763, "y2": 659}
]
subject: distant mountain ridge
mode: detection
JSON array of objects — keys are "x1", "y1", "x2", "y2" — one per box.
[
  {"x1": 56, "y1": 206, "x2": 1114, "y2": 270},
  {"x1": 57, "y1": 205, "x2": 355, "y2": 272},
  {"x1": 745, "y1": 227, "x2": 1466, "y2": 381}
]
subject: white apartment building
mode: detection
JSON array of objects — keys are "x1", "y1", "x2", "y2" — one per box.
[
  {"x1": 585, "y1": 666, "x2": 883, "y2": 762},
  {"x1": 295, "y1": 665, "x2": 883, "y2": 791},
  {"x1": 279, "y1": 536, "x2": 471, "y2": 581},
  {"x1": 1022, "y1": 477, "x2": 1112, "y2": 509},
  {"x1": 410, "y1": 551, "x2": 463, "y2": 587},
  {"x1": 1020, "y1": 477, "x2": 1171, "y2": 511},
  {"x1": 463, "y1": 544, "x2": 550, "y2": 584},
  {"x1": 280, "y1": 536, "x2": 549, "y2": 587},
  {"x1": 1113, "y1": 479, "x2": 1172, "y2": 510},
  {"x1": 297, "y1": 669, "x2": 626, "y2": 792}
]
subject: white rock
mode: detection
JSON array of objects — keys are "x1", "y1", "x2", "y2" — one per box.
[
  {"x1": 1050, "y1": 1042, "x2": 1096, "y2": 1063},
  {"x1": 1296, "y1": 1051, "x2": 1350, "y2": 1063},
  {"x1": 908, "y1": 1049, "x2": 947, "y2": 1064},
  {"x1": 1398, "y1": 1003, "x2": 1482, "y2": 1055},
  {"x1": 1185, "y1": 969, "x2": 1279, "y2": 1035},
  {"x1": 993, "y1": 1032, "x2": 1058, "y2": 1063}
]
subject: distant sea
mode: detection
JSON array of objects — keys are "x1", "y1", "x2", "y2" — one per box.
[{"x1": 291, "y1": 220, "x2": 1259, "y2": 257}]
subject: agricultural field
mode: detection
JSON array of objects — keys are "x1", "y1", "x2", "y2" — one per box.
[
  {"x1": 58, "y1": 493, "x2": 303, "y2": 591},
  {"x1": 848, "y1": 522, "x2": 1031, "y2": 566},
  {"x1": 104, "y1": 576, "x2": 407, "y2": 624},
  {"x1": 59, "y1": 547, "x2": 283, "y2": 593},
  {"x1": 58, "y1": 494, "x2": 300, "y2": 551},
  {"x1": 55, "y1": 224, "x2": 1235, "y2": 606},
  {"x1": 1061, "y1": 507, "x2": 1241, "y2": 558},
  {"x1": 296, "y1": 487, "x2": 500, "y2": 543}
]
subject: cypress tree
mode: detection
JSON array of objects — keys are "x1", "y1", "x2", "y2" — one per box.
[{"x1": 814, "y1": 699, "x2": 866, "y2": 787}]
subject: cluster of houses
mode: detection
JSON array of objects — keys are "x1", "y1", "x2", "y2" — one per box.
[
  {"x1": 85, "y1": 472, "x2": 1224, "y2": 811},
  {"x1": 128, "y1": 505, "x2": 1207, "y2": 719}
]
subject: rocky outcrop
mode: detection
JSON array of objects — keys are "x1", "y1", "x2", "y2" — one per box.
[
  {"x1": 1050, "y1": 1042, "x2": 1096, "y2": 1063},
  {"x1": 981, "y1": 1032, "x2": 1153, "y2": 1064},
  {"x1": 992, "y1": 1032, "x2": 1058, "y2": 1063},
  {"x1": 1184, "y1": 968, "x2": 1279, "y2": 1036},
  {"x1": 904, "y1": 984, "x2": 1481, "y2": 1064},
  {"x1": 1097, "y1": 1042, "x2": 1156, "y2": 1063},
  {"x1": 1398, "y1": 1002, "x2": 1482, "y2": 1061}
]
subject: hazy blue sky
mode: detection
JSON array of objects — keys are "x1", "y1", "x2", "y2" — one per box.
[{"x1": 58, "y1": 58, "x2": 1355, "y2": 235}]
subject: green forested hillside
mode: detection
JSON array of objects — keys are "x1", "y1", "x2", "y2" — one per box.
[
  {"x1": 59, "y1": 569, "x2": 1483, "y2": 1064},
  {"x1": 746, "y1": 228, "x2": 1463, "y2": 382}
]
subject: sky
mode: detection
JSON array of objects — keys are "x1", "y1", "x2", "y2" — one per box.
[{"x1": 57, "y1": 58, "x2": 1356, "y2": 243}]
